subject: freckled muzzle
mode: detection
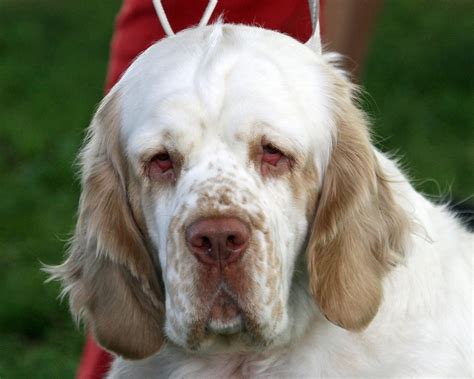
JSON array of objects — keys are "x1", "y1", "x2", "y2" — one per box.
[
  {"x1": 164, "y1": 170, "x2": 286, "y2": 350},
  {"x1": 185, "y1": 216, "x2": 252, "y2": 336}
]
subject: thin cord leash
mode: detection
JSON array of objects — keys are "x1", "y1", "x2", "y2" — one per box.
[
  {"x1": 307, "y1": 0, "x2": 322, "y2": 53},
  {"x1": 152, "y1": 0, "x2": 321, "y2": 53},
  {"x1": 308, "y1": 0, "x2": 319, "y2": 37},
  {"x1": 152, "y1": 0, "x2": 175, "y2": 36},
  {"x1": 199, "y1": 0, "x2": 219, "y2": 27},
  {"x1": 152, "y1": 0, "x2": 219, "y2": 36}
]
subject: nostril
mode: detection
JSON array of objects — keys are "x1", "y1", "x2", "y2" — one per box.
[
  {"x1": 190, "y1": 235, "x2": 211, "y2": 251},
  {"x1": 227, "y1": 235, "x2": 235, "y2": 246},
  {"x1": 186, "y1": 217, "x2": 250, "y2": 266},
  {"x1": 202, "y1": 236, "x2": 211, "y2": 251},
  {"x1": 226, "y1": 234, "x2": 246, "y2": 250}
]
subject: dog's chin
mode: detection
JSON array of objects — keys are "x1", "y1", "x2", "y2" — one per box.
[
  {"x1": 206, "y1": 289, "x2": 242, "y2": 331},
  {"x1": 180, "y1": 296, "x2": 277, "y2": 353},
  {"x1": 188, "y1": 325, "x2": 271, "y2": 354},
  {"x1": 207, "y1": 314, "x2": 243, "y2": 335}
]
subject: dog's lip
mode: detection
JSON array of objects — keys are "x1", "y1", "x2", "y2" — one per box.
[
  {"x1": 207, "y1": 315, "x2": 243, "y2": 335},
  {"x1": 206, "y1": 289, "x2": 243, "y2": 335}
]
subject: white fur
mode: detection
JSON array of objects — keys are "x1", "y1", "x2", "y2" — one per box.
[{"x1": 99, "y1": 25, "x2": 473, "y2": 378}]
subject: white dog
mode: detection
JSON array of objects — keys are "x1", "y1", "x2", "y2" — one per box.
[{"x1": 49, "y1": 23, "x2": 473, "y2": 378}]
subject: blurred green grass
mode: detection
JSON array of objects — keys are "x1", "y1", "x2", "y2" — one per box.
[
  {"x1": 0, "y1": 0, "x2": 472, "y2": 377},
  {"x1": 364, "y1": 0, "x2": 474, "y2": 198},
  {"x1": 0, "y1": 1, "x2": 120, "y2": 376}
]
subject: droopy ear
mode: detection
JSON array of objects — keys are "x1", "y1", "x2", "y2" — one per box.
[
  {"x1": 47, "y1": 91, "x2": 165, "y2": 359},
  {"x1": 307, "y1": 89, "x2": 409, "y2": 331}
]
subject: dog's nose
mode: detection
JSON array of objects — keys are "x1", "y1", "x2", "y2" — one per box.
[{"x1": 186, "y1": 217, "x2": 250, "y2": 267}]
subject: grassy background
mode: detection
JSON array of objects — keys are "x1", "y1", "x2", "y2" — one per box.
[{"x1": 0, "y1": 0, "x2": 472, "y2": 377}]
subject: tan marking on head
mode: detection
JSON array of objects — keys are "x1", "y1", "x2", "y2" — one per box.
[
  {"x1": 247, "y1": 137, "x2": 262, "y2": 169},
  {"x1": 289, "y1": 158, "x2": 319, "y2": 222}
]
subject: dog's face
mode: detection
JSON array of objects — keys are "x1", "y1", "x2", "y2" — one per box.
[
  {"x1": 51, "y1": 25, "x2": 408, "y2": 359},
  {"x1": 122, "y1": 25, "x2": 333, "y2": 351}
]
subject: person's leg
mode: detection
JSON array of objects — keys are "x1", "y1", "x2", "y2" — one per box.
[
  {"x1": 323, "y1": 0, "x2": 382, "y2": 81},
  {"x1": 76, "y1": 335, "x2": 112, "y2": 379}
]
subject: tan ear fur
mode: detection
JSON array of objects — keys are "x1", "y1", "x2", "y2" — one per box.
[
  {"x1": 48, "y1": 91, "x2": 165, "y2": 359},
  {"x1": 307, "y1": 81, "x2": 409, "y2": 331}
]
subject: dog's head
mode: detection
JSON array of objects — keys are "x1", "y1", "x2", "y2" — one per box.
[{"x1": 50, "y1": 25, "x2": 409, "y2": 359}]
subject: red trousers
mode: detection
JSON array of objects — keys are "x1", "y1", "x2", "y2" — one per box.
[{"x1": 77, "y1": 1, "x2": 323, "y2": 377}]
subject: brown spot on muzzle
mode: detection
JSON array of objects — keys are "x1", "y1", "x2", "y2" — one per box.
[{"x1": 187, "y1": 319, "x2": 208, "y2": 350}]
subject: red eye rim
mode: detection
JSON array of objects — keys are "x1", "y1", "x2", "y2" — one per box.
[
  {"x1": 151, "y1": 152, "x2": 173, "y2": 172},
  {"x1": 262, "y1": 144, "x2": 283, "y2": 166}
]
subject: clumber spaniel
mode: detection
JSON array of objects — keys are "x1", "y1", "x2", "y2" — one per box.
[{"x1": 49, "y1": 24, "x2": 473, "y2": 377}]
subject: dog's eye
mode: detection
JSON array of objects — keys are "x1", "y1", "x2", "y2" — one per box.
[
  {"x1": 262, "y1": 144, "x2": 283, "y2": 166},
  {"x1": 153, "y1": 153, "x2": 173, "y2": 172},
  {"x1": 147, "y1": 152, "x2": 175, "y2": 180},
  {"x1": 260, "y1": 142, "x2": 293, "y2": 177}
]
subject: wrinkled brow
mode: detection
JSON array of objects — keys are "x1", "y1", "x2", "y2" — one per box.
[{"x1": 242, "y1": 123, "x2": 307, "y2": 160}]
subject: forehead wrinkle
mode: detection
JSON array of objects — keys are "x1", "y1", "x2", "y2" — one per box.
[
  {"x1": 199, "y1": 49, "x2": 302, "y2": 154},
  {"x1": 193, "y1": 26, "x2": 240, "y2": 128}
]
